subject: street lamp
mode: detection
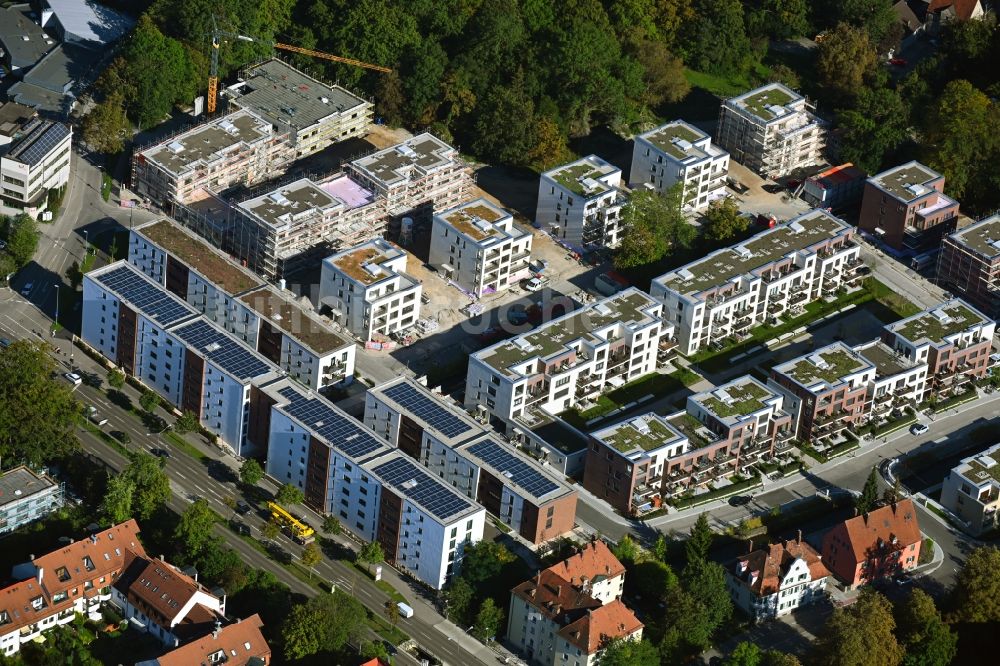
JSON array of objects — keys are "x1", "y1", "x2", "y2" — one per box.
[
  {"x1": 83, "y1": 230, "x2": 89, "y2": 252},
  {"x1": 53, "y1": 284, "x2": 59, "y2": 328}
]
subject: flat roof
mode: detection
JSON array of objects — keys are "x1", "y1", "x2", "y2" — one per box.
[
  {"x1": 230, "y1": 59, "x2": 368, "y2": 131},
  {"x1": 477, "y1": 289, "x2": 660, "y2": 376},
  {"x1": 141, "y1": 110, "x2": 272, "y2": 177},
  {"x1": 436, "y1": 198, "x2": 511, "y2": 243},
  {"x1": 691, "y1": 376, "x2": 777, "y2": 423},
  {"x1": 888, "y1": 299, "x2": 990, "y2": 346},
  {"x1": 237, "y1": 178, "x2": 340, "y2": 228},
  {"x1": 542, "y1": 155, "x2": 619, "y2": 197},
  {"x1": 43, "y1": 0, "x2": 134, "y2": 45},
  {"x1": 808, "y1": 163, "x2": 865, "y2": 188},
  {"x1": 638, "y1": 121, "x2": 712, "y2": 161},
  {"x1": 729, "y1": 82, "x2": 802, "y2": 122},
  {"x1": 773, "y1": 342, "x2": 871, "y2": 391},
  {"x1": 0, "y1": 5, "x2": 56, "y2": 69},
  {"x1": 462, "y1": 435, "x2": 570, "y2": 503},
  {"x1": 869, "y1": 161, "x2": 942, "y2": 201},
  {"x1": 367, "y1": 453, "x2": 480, "y2": 523},
  {"x1": 238, "y1": 286, "x2": 350, "y2": 354},
  {"x1": 369, "y1": 378, "x2": 480, "y2": 444},
  {"x1": 856, "y1": 341, "x2": 916, "y2": 377},
  {"x1": 4, "y1": 119, "x2": 69, "y2": 166},
  {"x1": 349, "y1": 132, "x2": 458, "y2": 188},
  {"x1": 327, "y1": 239, "x2": 406, "y2": 286},
  {"x1": 523, "y1": 413, "x2": 590, "y2": 454},
  {"x1": 170, "y1": 318, "x2": 276, "y2": 381},
  {"x1": 90, "y1": 262, "x2": 198, "y2": 327},
  {"x1": 593, "y1": 412, "x2": 684, "y2": 454},
  {"x1": 656, "y1": 209, "x2": 852, "y2": 297},
  {"x1": 136, "y1": 219, "x2": 262, "y2": 295},
  {"x1": 955, "y1": 443, "x2": 1000, "y2": 485},
  {"x1": 948, "y1": 214, "x2": 1000, "y2": 260},
  {"x1": 666, "y1": 412, "x2": 717, "y2": 449},
  {"x1": 0, "y1": 467, "x2": 57, "y2": 509},
  {"x1": 0, "y1": 102, "x2": 36, "y2": 138}
]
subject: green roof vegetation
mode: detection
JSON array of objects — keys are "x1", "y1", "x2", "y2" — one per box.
[
  {"x1": 965, "y1": 456, "x2": 1000, "y2": 483},
  {"x1": 893, "y1": 303, "x2": 985, "y2": 344},
  {"x1": 549, "y1": 161, "x2": 611, "y2": 197},
  {"x1": 601, "y1": 416, "x2": 679, "y2": 453},
  {"x1": 643, "y1": 123, "x2": 704, "y2": 160},
  {"x1": 951, "y1": 215, "x2": 1000, "y2": 259},
  {"x1": 739, "y1": 86, "x2": 795, "y2": 120},
  {"x1": 785, "y1": 348, "x2": 868, "y2": 387},
  {"x1": 667, "y1": 413, "x2": 716, "y2": 449},
  {"x1": 699, "y1": 380, "x2": 771, "y2": 418},
  {"x1": 139, "y1": 220, "x2": 262, "y2": 294},
  {"x1": 856, "y1": 343, "x2": 913, "y2": 377}
]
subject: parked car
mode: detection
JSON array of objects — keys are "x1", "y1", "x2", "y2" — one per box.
[
  {"x1": 232, "y1": 521, "x2": 252, "y2": 536},
  {"x1": 63, "y1": 372, "x2": 82, "y2": 387},
  {"x1": 235, "y1": 500, "x2": 252, "y2": 515},
  {"x1": 150, "y1": 448, "x2": 171, "y2": 458},
  {"x1": 728, "y1": 495, "x2": 752, "y2": 507},
  {"x1": 523, "y1": 276, "x2": 549, "y2": 292},
  {"x1": 910, "y1": 423, "x2": 929, "y2": 436},
  {"x1": 0, "y1": 338, "x2": 10, "y2": 348},
  {"x1": 20, "y1": 282, "x2": 33, "y2": 296}
]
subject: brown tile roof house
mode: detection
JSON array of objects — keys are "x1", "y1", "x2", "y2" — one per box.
[
  {"x1": 545, "y1": 540, "x2": 626, "y2": 586},
  {"x1": 927, "y1": 0, "x2": 984, "y2": 21},
  {"x1": 735, "y1": 539, "x2": 829, "y2": 596},
  {"x1": 821, "y1": 499, "x2": 922, "y2": 588},
  {"x1": 558, "y1": 599, "x2": 644, "y2": 653},
  {"x1": 512, "y1": 570, "x2": 603, "y2": 622},
  {"x1": 142, "y1": 614, "x2": 270, "y2": 666}
]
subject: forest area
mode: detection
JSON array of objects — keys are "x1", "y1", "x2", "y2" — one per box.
[{"x1": 84, "y1": 0, "x2": 1000, "y2": 215}]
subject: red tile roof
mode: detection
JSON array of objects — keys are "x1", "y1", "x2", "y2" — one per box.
[
  {"x1": 927, "y1": 0, "x2": 982, "y2": 20},
  {"x1": 841, "y1": 500, "x2": 921, "y2": 559},
  {"x1": 116, "y1": 550, "x2": 210, "y2": 624},
  {"x1": 154, "y1": 614, "x2": 270, "y2": 666},
  {"x1": 544, "y1": 541, "x2": 626, "y2": 586},
  {"x1": 733, "y1": 539, "x2": 830, "y2": 596},
  {"x1": 558, "y1": 600, "x2": 642, "y2": 653},
  {"x1": 511, "y1": 570, "x2": 602, "y2": 622}
]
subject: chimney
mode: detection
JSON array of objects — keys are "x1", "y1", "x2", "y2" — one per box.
[
  {"x1": 747, "y1": 539, "x2": 753, "y2": 554},
  {"x1": 213, "y1": 619, "x2": 222, "y2": 639},
  {"x1": 797, "y1": 530, "x2": 802, "y2": 544},
  {"x1": 555, "y1": 585, "x2": 562, "y2": 596},
  {"x1": 37, "y1": 567, "x2": 43, "y2": 584},
  {"x1": 90, "y1": 533, "x2": 98, "y2": 545}
]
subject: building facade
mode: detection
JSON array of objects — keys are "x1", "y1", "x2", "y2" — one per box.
[
  {"x1": 429, "y1": 198, "x2": 532, "y2": 297},
  {"x1": 0, "y1": 466, "x2": 64, "y2": 535},
  {"x1": 319, "y1": 239, "x2": 422, "y2": 341},
  {"x1": 651, "y1": 209, "x2": 862, "y2": 356},
  {"x1": 537, "y1": 155, "x2": 627, "y2": 249},
  {"x1": 137, "y1": 614, "x2": 269, "y2": 666},
  {"x1": 859, "y1": 161, "x2": 959, "y2": 254},
  {"x1": 937, "y1": 214, "x2": 1000, "y2": 318},
  {"x1": 726, "y1": 538, "x2": 830, "y2": 621},
  {"x1": 940, "y1": 443, "x2": 1000, "y2": 536},
  {"x1": 715, "y1": 83, "x2": 826, "y2": 179},
  {"x1": 630, "y1": 120, "x2": 729, "y2": 211},
  {"x1": 0, "y1": 118, "x2": 71, "y2": 214},
  {"x1": 820, "y1": 500, "x2": 922, "y2": 588},
  {"x1": 799, "y1": 163, "x2": 865, "y2": 211}
]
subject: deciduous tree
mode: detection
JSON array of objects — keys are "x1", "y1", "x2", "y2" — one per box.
[
  {"x1": 837, "y1": 87, "x2": 910, "y2": 174},
  {"x1": 703, "y1": 197, "x2": 748, "y2": 243},
  {"x1": 817, "y1": 23, "x2": 878, "y2": 100},
  {"x1": 82, "y1": 93, "x2": 131, "y2": 154},
  {"x1": 444, "y1": 576, "x2": 475, "y2": 624},
  {"x1": 949, "y1": 545, "x2": 1000, "y2": 623},
  {"x1": 460, "y1": 540, "x2": 515, "y2": 584},
  {"x1": 174, "y1": 411, "x2": 199, "y2": 435},
  {"x1": 811, "y1": 588, "x2": 903, "y2": 666},
  {"x1": 281, "y1": 591, "x2": 365, "y2": 659},
  {"x1": 614, "y1": 185, "x2": 694, "y2": 269},
  {"x1": 683, "y1": 0, "x2": 754, "y2": 77},
  {"x1": 174, "y1": 498, "x2": 218, "y2": 558},
  {"x1": 101, "y1": 474, "x2": 135, "y2": 524},
  {"x1": 107, "y1": 368, "x2": 125, "y2": 390},
  {"x1": 611, "y1": 534, "x2": 640, "y2": 564},
  {"x1": 6, "y1": 214, "x2": 39, "y2": 268},
  {"x1": 275, "y1": 482, "x2": 304, "y2": 506},
  {"x1": 472, "y1": 597, "x2": 503, "y2": 641},
  {"x1": 357, "y1": 540, "x2": 385, "y2": 572},
  {"x1": 124, "y1": 452, "x2": 171, "y2": 520},
  {"x1": 599, "y1": 636, "x2": 660, "y2": 666},
  {"x1": 239, "y1": 458, "x2": 264, "y2": 486},
  {"x1": 321, "y1": 515, "x2": 342, "y2": 535},
  {"x1": 139, "y1": 389, "x2": 160, "y2": 413},
  {"x1": 895, "y1": 588, "x2": 957, "y2": 666},
  {"x1": 301, "y1": 542, "x2": 322, "y2": 577},
  {"x1": 261, "y1": 519, "x2": 280, "y2": 542}
]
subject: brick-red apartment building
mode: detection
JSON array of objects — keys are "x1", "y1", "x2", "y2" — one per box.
[
  {"x1": 937, "y1": 214, "x2": 1000, "y2": 318},
  {"x1": 821, "y1": 500, "x2": 921, "y2": 588}
]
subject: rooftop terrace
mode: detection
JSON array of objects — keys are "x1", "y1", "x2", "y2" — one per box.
[
  {"x1": 640, "y1": 121, "x2": 707, "y2": 160},
  {"x1": 597, "y1": 413, "x2": 682, "y2": 454},
  {"x1": 657, "y1": 209, "x2": 851, "y2": 296},
  {"x1": 694, "y1": 378, "x2": 773, "y2": 420},
  {"x1": 238, "y1": 178, "x2": 339, "y2": 228},
  {"x1": 949, "y1": 215, "x2": 1000, "y2": 260},
  {"x1": 137, "y1": 220, "x2": 262, "y2": 294},
  {"x1": 890, "y1": 301, "x2": 988, "y2": 345},
  {"x1": 731, "y1": 83, "x2": 799, "y2": 121},
  {"x1": 963, "y1": 454, "x2": 1000, "y2": 485},
  {"x1": 239, "y1": 286, "x2": 350, "y2": 354},
  {"x1": 329, "y1": 241, "x2": 402, "y2": 285},
  {"x1": 666, "y1": 412, "x2": 716, "y2": 449},
  {"x1": 870, "y1": 161, "x2": 941, "y2": 201},
  {"x1": 143, "y1": 111, "x2": 271, "y2": 176},
  {"x1": 545, "y1": 156, "x2": 619, "y2": 197},
  {"x1": 856, "y1": 342, "x2": 915, "y2": 377},
  {"x1": 777, "y1": 343, "x2": 870, "y2": 390},
  {"x1": 350, "y1": 133, "x2": 457, "y2": 188},
  {"x1": 438, "y1": 199, "x2": 508, "y2": 242}
]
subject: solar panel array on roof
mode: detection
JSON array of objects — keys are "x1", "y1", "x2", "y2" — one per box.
[
  {"x1": 9, "y1": 121, "x2": 70, "y2": 166},
  {"x1": 278, "y1": 386, "x2": 386, "y2": 459},
  {"x1": 371, "y1": 456, "x2": 474, "y2": 522},
  {"x1": 172, "y1": 319, "x2": 272, "y2": 380},
  {"x1": 466, "y1": 439, "x2": 560, "y2": 500},
  {"x1": 95, "y1": 265, "x2": 195, "y2": 326},
  {"x1": 382, "y1": 382, "x2": 473, "y2": 439}
]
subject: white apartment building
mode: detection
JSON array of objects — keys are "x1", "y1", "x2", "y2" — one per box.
[
  {"x1": 0, "y1": 118, "x2": 71, "y2": 214},
  {"x1": 854, "y1": 340, "x2": 929, "y2": 420},
  {"x1": 940, "y1": 443, "x2": 1000, "y2": 537},
  {"x1": 631, "y1": 120, "x2": 729, "y2": 211},
  {"x1": 429, "y1": 198, "x2": 532, "y2": 297},
  {"x1": 0, "y1": 466, "x2": 63, "y2": 535},
  {"x1": 651, "y1": 209, "x2": 862, "y2": 356},
  {"x1": 227, "y1": 58, "x2": 372, "y2": 159},
  {"x1": 465, "y1": 288, "x2": 669, "y2": 426},
  {"x1": 537, "y1": 155, "x2": 627, "y2": 248},
  {"x1": 715, "y1": 82, "x2": 826, "y2": 179},
  {"x1": 726, "y1": 538, "x2": 830, "y2": 621},
  {"x1": 319, "y1": 239, "x2": 422, "y2": 341}
]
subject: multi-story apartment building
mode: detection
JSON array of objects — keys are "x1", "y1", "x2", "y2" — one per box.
[
  {"x1": 937, "y1": 214, "x2": 1000, "y2": 318},
  {"x1": 364, "y1": 377, "x2": 577, "y2": 545},
  {"x1": 859, "y1": 161, "x2": 959, "y2": 254},
  {"x1": 799, "y1": 163, "x2": 865, "y2": 211},
  {"x1": 630, "y1": 120, "x2": 729, "y2": 211},
  {"x1": 0, "y1": 466, "x2": 63, "y2": 535},
  {"x1": 854, "y1": 340, "x2": 928, "y2": 421},
  {"x1": 940, "y1": 443, "x2": 1000, "y2": 536},
  {"x1": 82, "y1": 262, "x2": 280, "y2": 455},
  {"x1": 507, "y1": 541, "x2": 641, "y2": 666},
  {"x1": 880, "y1": 299, "x2": 995, "y2": 400},
  {"x1": 537, "y1": 155, "x2": 627, "y2": 249},
  {"x1": 0, "y1": 521, "x2": 144, "y2": 657},
  {"x1": 0, "y1": 118, "x2": 71, "y2": 214},
  {"x1": 651, "y1": 209, "x2": 862, "y2": 356},
  {"x1": 429, "y1": 198, "x2": 533, "y2": 297},
  {"x1": 821, "y1": 499, "x2": 921, "y2": 589},
  {"x1": 137, "y1": 614, "x2": 269, "y2": 666},
  {"x1": 129, "y1": 219, "x2": 355, "y2": 389},
  {"x1": 726, "y1": 537, "x2": 830, "y2": 621},
  {"x1": 131, "y1": 109, "x2": 291, "y2": 207},
  {"x1": 465, "y1": 289, "x2": 669, "y2": 426},
  {"x1": 319, "y1": 239, "x2": 422, "y2": 341},
  {"x1": 715, "y1": 82, "x2": 826, "y2": 178},
  {"x1": 227, "y1": 58, "x2": 372, "y2": 159},
  {"x1": 347, "y1": 132, "x2": 474, "y2": 219}
]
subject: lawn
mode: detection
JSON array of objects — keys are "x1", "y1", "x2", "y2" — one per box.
[
  {"x1": 683, "y1": 62, "x2": 773, "y2": 98},
  {"x1": 670, "y1": 472, "x2": 762, "y2": 509},
  {"x1": 101, "y1": 172, "x2": 112, "y2": 202}
]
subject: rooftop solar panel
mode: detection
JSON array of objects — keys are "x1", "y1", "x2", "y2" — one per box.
[
  {"x1": 382, "y1": 382, "x2": 473, "y2": 439},
  {"x1": 172, "y1": 319, "x2": 272, "y2": 380},
  {"x1": 9, "y1": 120, "x2": 70, "y2": 166},
  {"x1": 278, "y1": 386, "x2": 387, "y2": 460},
  {"x1": 94, "y1": 264, "x2": 195, "y2": 327},
  {"x1": 466, "y1": 439, "x2": 560, "y2": 500},
  {"x1": 371, "y1": 456, "x2": 474, "y2": 522}
]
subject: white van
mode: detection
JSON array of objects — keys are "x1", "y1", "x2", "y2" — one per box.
[{"x1": 397, "y1": 602, "x2": 414, "y2": 619}]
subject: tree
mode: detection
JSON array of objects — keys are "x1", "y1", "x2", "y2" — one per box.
[
  {"x1": 725, "y1": 641, "x2": 762, "y2": 666},
  {"x1": 685, "y1": 513, "x2": 713, "y2": 566},
  {"x1": 261, "y1": 519, "x2": 281, "y2": 542},
  {"x1": 460, "y1": 540, "x2": 515, "y2": 584},
  {"x1": 0, "y1": 340, "x2": 80, "y2": 466},
  {"x1": 108, "y1": 369, "x2": 125, "y2": 390},
  {"x1": 763, "y1": 652, "x2": 802, "y2": 666},
  {"x1": 82, "y1": 93, "x2": 131, "y2": 154},
  {"x1": 525, "y1": 115, "x2": 572, "y2": 171},
  {"x1": 894, "y1": 589, "x2": 957, "y2": 666},
  {"x1": 614, "y1": 185, "x2": 694, "y2": 269},
  {"x1": 470, "y1": 73, "x2": 537, "y2": 166},
  {"x1": 360, "y1": 639, "x2": 391, "y2": 663},
  {"x1": 817, "y1": 23, "x2": 878, "y2": 100},
  {"x1": 282, "y1": 591, "x2": 365, "y2": 659},
  {"x1": 223, "y1": 495, "x2": 237, "y2": 518},
  {"x1": 301, "y1": 542, "x2": 322, "y2": 578},
  {"x1": 275, "y1": 483, "x2": 304, "y2": 506},
  {"x1": 611, "y1": 535, "x2": 640, "y2": 564},
  {"x1": 6, "y1": 214, "x2": 39, "y2": 268},
  {"x1": 761, "y1": 0, "x2": 810, "y2": 40},
  {"x1": 444, "y1": 576, "x2": 475, "y2": 624},
  {"x1": 653, "y1": 534, "x2": 669, "y2": 563},
  {"x1": 357, "y1": 540, "x2": 385, "y2": 572},
  {"x1": 630, "y1": 38, "x2": 690, "y2": 107},
  {"x1": 472, "y1": 597, "x2": 503, "y2": 641},
  {"x1": 124, "y1": 452, "x2": 171, "y2": 520},
  {"x1": 321, "y1": 514, "x2": 342, "y2": 535},
  {"x1": 837, "y1": 87, "x2": 910, "y2": 174},
  {"x1": 139, "y1": 389, "x2": 160, "y2": 413},
  {"x1": 120, "y1": 15, "x2": 196, "y2": 127},
  {"x1": 833, "y1": 0, "x2": 898, "y2": 48},
  {"x1": 174, "y1": 499, "x2": 218, "y2": 558},
  {"x1": 239, "y1": 458, "x2": 265, "y2": 486},
  {"x1": 101, "y1": 474, "x2": 135, "y2": 524},
  {"x1": 811, "y1": 588, "x2": 903, "y2": 666},
  {"x1": 856, "y1": 466, "x2": 880, "y2": 515},
  {"x1": 681, "y1": 560, "x2": 733, "y2": 640},
  {"x1": 384, "y1": 599, "x2": 401, "y2": 627},
  {"x1": 949, "y1": 546, "x2": 1000, "y2": 623},
  {"x1": 683, "y1": 0, "x2": 754, "y2": 78},
  {"x1": 174, "y1": 411, "x2": 199, "y2": 435},
  {"x1": 599, "y1": 636, "x2": 660, "y2": 666},
  {"x1": 703, "y1": 197, "x2": 748, "y2": 243},
  {"x1": 883, "y1": 477, "x2": 903, "y2": 505}
]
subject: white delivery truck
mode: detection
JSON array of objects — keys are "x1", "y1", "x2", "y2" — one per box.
[{"x1": 397, "y1": 602, "x2": 414, "y2": 619}]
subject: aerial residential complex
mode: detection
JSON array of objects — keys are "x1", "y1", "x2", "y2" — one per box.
[
  {"x1": 630, "y1": 120, "x2": 729, "y2": 211},
  {"x1": 0, "y1": 118, "x2": 71, "y2": 214},
  {"x1": 429, "y1": 198, "x2": 533, "y2": 296},
  {"x1": 940, "y1": 442, "x2": 1000, "y2": 536},
  {"x1": 465, "y1": 288, "x2": 670, "y2": 426},
  {"x1": 726, "y1": 537, "x2": 830, "y2": 621},
  {"x1": 537, "y1": 155, "x2": 627, "y2": 249},
  {"x1": 0, "y1": 466, "x2": 63, "y2": 535},
  {"x1": 129, "y1": 218, "x2": 356, "y2": 389},
  {"x1": 859, "y1": 161, "x2": 959, "y2": 254},
  {"x1": 364, "y1": 377, "x2": 577, "y2": 545},
  {"x1": 651, "y1": 209, "x2": 862, "y2": 356},
  {"x1": 715, "y1": 83, "x2": 826, "y2": 179},
  {"x1": 227, "y1": 58, "x2": 373, "y2": 158},
  {"x1": 937, "y1": 214, "x2": 1000, "y2": 318},
  {"x1": 319, "y1": 239, "x2": 422, "y2": 341}
]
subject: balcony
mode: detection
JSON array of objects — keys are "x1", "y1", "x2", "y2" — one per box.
[
  {"x1": 789, "y1": 291, "x2": 808, "y2": 304},
  {"x1": 733, "y1": 317, "x2": 753, "y2": 330},
  {"x1": 767, "y1": 301, "x2": 785, "y2": 314}
]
